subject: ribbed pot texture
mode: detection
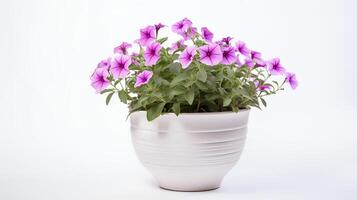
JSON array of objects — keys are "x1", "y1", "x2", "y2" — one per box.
[{"x1": 130, "y1": 110, "x2": 250, "y2": 191}]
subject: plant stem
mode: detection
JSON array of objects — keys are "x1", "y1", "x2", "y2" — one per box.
[{"x1": 196, "y1": 93, "x2": 201, "y2": 112}]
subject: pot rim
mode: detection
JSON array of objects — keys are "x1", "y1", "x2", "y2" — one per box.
[{"x1": 131, "y1": 108, "x2": 250, "y2": 116}]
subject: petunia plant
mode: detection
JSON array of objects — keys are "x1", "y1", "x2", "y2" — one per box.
[{"x1": 90, "y1": 18, "x2": 298, "y2": 121}]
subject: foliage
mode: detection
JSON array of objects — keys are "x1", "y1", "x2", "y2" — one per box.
[{"x1": 91, "y1": 18, "x2": 297, "y2": 121}]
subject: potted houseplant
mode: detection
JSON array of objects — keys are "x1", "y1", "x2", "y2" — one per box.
[{"x1": 90, "y1": 18, "x2": 298, "y2": 191}]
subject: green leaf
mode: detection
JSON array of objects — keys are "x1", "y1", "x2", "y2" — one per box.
[
  {"x1": 147, "y1": 102, "x2": 166, "y2": 121},
  {"x1": 195, "y1": 81, "x2": 210, "y2": 91},
  {"x1": 185, "y1": 89, "x2": 194, "y2": 105},
  {"x1": 205, "y1": 94, "x2": 220, "y2": 101},
  {"x1": 197, "y1": 68, "x2": 207, "y2": 82},
  {"x1": 155, "y1": 77, "x2": 170, "y2": 86},
  {"x1": 226, "y1": 68, "x2": 234, "y2": 78},
  {"x1": 138, "y1": 96, "x2": 150, "y2": 106},
  {"x1": 100, "y1": 89, "x2": 114, "y2": 94},
  {"x1": 170, "y1": 74, "x2": 188, "y2": 87},
  {"x1": 218, "y1": 88, "x2": 226, "y2": 95},
  {"x1": 261, "y1": 98, "x2": 267, "y2": 107},
  {"x1": 168, "y1": 62, "x2": 181, "y2": 73},
  {"x1": 114, "y1": 79, "x2": 121, "y2": 87},
  {"x1": 172, "y1": 103, "x2": 180, "y2": 116},
  {"x1": 223, "y1": 97, "x2": 232, "y2": 107},
  {"x1": 106, "y1": 92, "x2": 115, "y2": 105},
  {"x1": 231, "y1": 106, "x2": 239, "y2": 113},
  {"x1": 157, "y1": 37, "x2": 168, "y2": 44},
  {"x1": 118, "y1": 90, "x2": 128, "y2": 104},
  {"x1": 168, "y1": 86, "x2": 186, "y2": 97}
]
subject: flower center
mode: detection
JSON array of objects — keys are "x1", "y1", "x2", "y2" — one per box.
[
  {"x1": 223, "y1": 51, "x2": 228, "y2": 57},
  {"x1": 99, "y1": 75, "x2": 106, "y2": 82},
  {"x1": 206, "y1": 50, "x2": 212, "y2": 57},
  {"x1": 150, "y1": 49, "x2": 156, "y2": 55},
  {"x1": 187, "y1": 54, "x2": 193, "y2": 60},
  {"x1": 118, "y1": 63, "x2": 124, "y2": 69},
  {"x1": 273, "y1": 63, "x2": 278, "y2": 69},
  {"x1": 141, "y1": 76, "x2": 148, "y2": 82}
]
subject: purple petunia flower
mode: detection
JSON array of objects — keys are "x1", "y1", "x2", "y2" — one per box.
[
  {"x1": 114, "y1": 42, "x2": 132, "y2": 55},
  {"x1": 259, "y1": 85, "x2": 271, "y2": 90},
  {"x1": 134, "y1": 70, "x2": 153, "y2": 88},
  {"x1": 198, "y1": 43, "x2": 223, "y2": 66},
  {"x1": 244, "y1": 58, "x2": 255, "y2": 68},
  {"x1": 131, "y1": 52, "x2": 140, "y2": 66},
  {"x1": 255, "y1": 60, "x2": 266, "y2": 67},
  {"x1": 236, "y1": 41, "x2": 250, "y2": 57},
  {"x1": 236, "y1": 54, "x2": 243, "y2": 67},
  {"x1": 221, "y1": 37, "x2": 233, "y2": 46},
  {"x1": 178, "y1": 26, "x2": 197, "y2": 41},
  {"x1": 155, "y1": 23, "x2": 166, "y2": 32},
  {"x1": 179, "y1": 46, "x2": 197, "y2": 69},
  {"x1": 221, "y1": 46, "x2": 236, "y2": 65},
  {"x1": 91, "y1": 67, "x2": 110, "y2": 93},
  {"x1": 250, "y1": 50, "x2": 261, "y2": 60},
  {"x1": 169, "y1": 40, "x2": 185, "y2": 54},
  {"x1": 201, "y1": 27, "x2": 213, "y2": 42},
  {"x1": 250, "y1": 50, "x2": 266, "y2": 67},
  {"x1": 189, "y1": 27, "x2": 198, "y2": 38},
  {"x1": 172, "y1": 18, "x2": 192, "y2": 34},
  {"x1": 110, "y1": 54, "x2": 131, "y2": 79},
  {"x1": 97, "y1": 58, "x2": 111, "y2": 70},
  {"x1": 285, "y1": 72, "x2": 298, "y2": 89},
  {"x1": 255, "y1": 81, "x2": 271, "y2": 91},
  {"x1": 144, "y1": 42, "x2": 161, "y2": 66},
  {"x1": 139, "y1": 25, "x2": 156, "y2": 46},
  {"x1": 267, "y1": 58, "x2": 286, "y2": 75}
]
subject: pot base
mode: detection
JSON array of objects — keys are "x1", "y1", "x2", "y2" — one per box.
[{"x1": 159, "y1": 184, "x2": 220, "y2": 192}]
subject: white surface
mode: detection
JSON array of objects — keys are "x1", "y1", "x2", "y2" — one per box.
[
  {"x1": 1, "y1": 0, "x2": 357, "y2": 199},
  {"x1": 131, "y1": 111, "x2": 249, "y2": 191}
]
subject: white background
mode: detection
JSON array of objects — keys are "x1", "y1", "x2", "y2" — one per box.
[{"x1": 1, "y1": 0, "x2": 356, "y2": 199}]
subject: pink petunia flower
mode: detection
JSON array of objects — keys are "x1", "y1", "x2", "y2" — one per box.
[
  {"x1": 144, "y1": 42, "x2": 161, "y2": 66},
  {"x1": 236, "y1": 54, "x2": 243, "y2": 67},
  {"x1": 169, "y1": 40, "x2": 185, "y2": 54},
  {"x1": 217, "y1": 37, "x2": 233, "y2": 47},
  {"x1": 221, "y1": 37, "x2": 233, "y2": 45},
  {"x1": 172, "y1": 18, "x2": 192, "y2": 34},
  {"x1": 285, "y1": 72, "x2": 298, "y2": 89},
  {"x1": 190, "y1": 27, "x2": 198, "y2": 37},
  {"x1": 244, "y1": 58, "x2": 255, "y2": 68},
  {"x1": 110, "y1": 54, "x2": 131, "y2": 79},
  {"x1": 139, "y1": 25, "x2": 156, "y2": 46},
  {"x1": 221, "y1": 46, "x2": 236, "y2": 65},
  {"x1": 114, "y1": 42, "x2": 132, "y2": 55},
  {"x1": 236, "y1": 41, "x2": 250, "y2": 57},
  {"x1": 134, "y1": 70, "x2": 153, "y2": 88},
  {"x1": 178, "y1": 26, "x2": 197, "y2": 41},
  {"x1": 250, "y1": 50, "x2": 266, "y2": 67},
  {"x1": 198, "y1": 43, "x2": 223, "y2": 66},
  {"x1": 267, "y1": 58, "x2": 286, "y2": 75},
  {"x1": 155, "y1": 23, "x2": 166, "y2": 32},
  {"x1": 179, "y1": 46, "x2": 197, "y2": 69},
  {"x1": 91, "y1": 67, "x2": 110, "y2": 93},
  {"x1": 97, "y1": 58, "x2": 111, "y2": 70},
  {"x1": 131, "y1": 52, "x2": 140, "y2": 66},
  {"x1": 250, "y1": 50, "x2": 261, "y2": 60},
  {"x1": 201, "y1": 27, "x2": 213, "y2": 42},
  {"x1": 255, "y1": 81, "x2": 271, "y2": 91}
]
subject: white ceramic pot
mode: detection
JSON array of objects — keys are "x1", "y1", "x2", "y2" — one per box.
[{"x1": 130, "y1": 110, "x2": 250, "y2": 191}]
